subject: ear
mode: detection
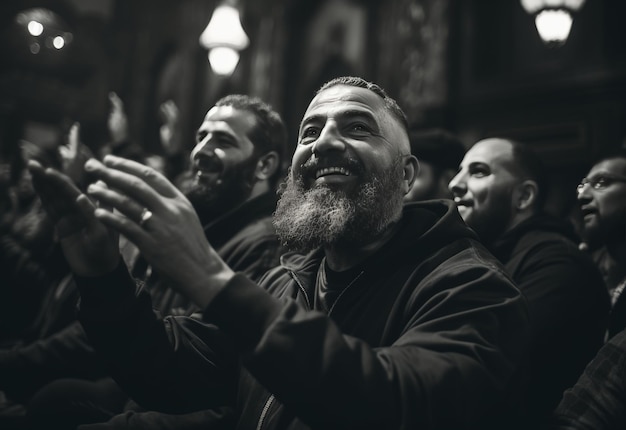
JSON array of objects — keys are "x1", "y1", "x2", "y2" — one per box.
[
  {"x1": 515, "y1": 179, "x2": 539, "y2": 211},
  {"x1": 254, "y1": 151, "x2": 280, "y2": 182},
  {"x1": 403, "y1": 155, "x2": 419, "y2": 195}
]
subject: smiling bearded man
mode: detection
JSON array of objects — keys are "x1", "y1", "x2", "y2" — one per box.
[{"x1": 273, "y1": 154, "x2": 405, "y2": 252}]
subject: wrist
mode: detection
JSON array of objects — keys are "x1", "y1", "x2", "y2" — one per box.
[{"x1": 185, "y1": 265, "x2": 236, "y2": 309}]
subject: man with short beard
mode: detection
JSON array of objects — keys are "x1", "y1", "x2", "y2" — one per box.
[
  {"x1": 31, "y1": 76, "x2": 530, "y2": 430},
  {"x1": 574, "y1": 151, "x2": 626, "y2": 339},
  {"x1": 449, "y1": 137, "x2": 610, "y2": 429}
]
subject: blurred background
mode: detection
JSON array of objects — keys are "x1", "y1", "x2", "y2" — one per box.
[{"x1": 0, "y1": 0, "x2": 625, "y2": 217}]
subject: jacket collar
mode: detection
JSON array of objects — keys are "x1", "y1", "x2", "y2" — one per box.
[{"x1": 277, "y1": 199, "x2": 476, "y2": 296}]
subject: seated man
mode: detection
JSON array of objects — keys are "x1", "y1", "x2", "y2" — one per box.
[
  {"x1": 576, "y1": 150, "x2": 626, "y2": 339},
  {"x1": 31, "y1": 76, "x2": 530, "y2": 430},
  {"x1": 449, "y1": 137, "x2": 610, "y2": 429},
  {"x1": 3, "y1": 95, "x2": 287, "y2": 428},
  {"x1": 553, "y1": 325, "x2": 626, "y2": 429},
  {"x1": 404, "y1": 128, "x2": 465, "y2": 202}
]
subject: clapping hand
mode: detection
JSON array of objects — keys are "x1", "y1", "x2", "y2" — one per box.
[
  {"x1": 84, "y1": 155, "x2": 234, "y2": 308},
  {"x1": 28, "y1": 160, "x2": 120, "y2": 277},
  {"x1": 108, "y1": 92, "x2": 129, "y2": 144},
  {"x1": 59, "y1": 122, "x2": 94, "y2": 187}
]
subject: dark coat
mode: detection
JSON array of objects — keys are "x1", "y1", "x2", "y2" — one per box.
[
  {"x1": 488, "y1": 213, "x2": 610, "y2": 429},
  {"x1": 77, "y1": 200, "x2": 531, "y2": 430}
]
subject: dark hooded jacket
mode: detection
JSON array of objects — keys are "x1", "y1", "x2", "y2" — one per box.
[
  {"x1": 77, "y1": 200, "x2": 530, "y2": 430},
  {"x1": 487, "y1": 213, "x2": 610, "y2": 429}
]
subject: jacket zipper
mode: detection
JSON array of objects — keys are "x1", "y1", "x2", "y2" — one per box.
[
  {"x1": 328, "y1": 271, "x2": 364, "y2": 315},
  {"x1": 255, "y1": 270, "x2": 309, "y2": 430},
  {"x1": 255, "y1": 393, "x2": 275, "y2": 430},
  {"x1": 254, "y1": 268, "x2": 363, "y2": 429},
  {"x1": 290, "y1": 270, "x2": 312, "y2": 310}
]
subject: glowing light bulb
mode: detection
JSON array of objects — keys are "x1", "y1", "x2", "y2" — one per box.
[{"x1": 27, "y1": 20, "x2": 43, "y2": 36}]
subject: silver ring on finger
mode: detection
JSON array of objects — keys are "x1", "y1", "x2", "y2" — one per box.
[{"x1": 139, "y1": 208, "x2": 153, "y2": 228}]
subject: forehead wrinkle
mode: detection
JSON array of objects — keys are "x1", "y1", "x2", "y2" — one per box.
[
  {"x1": 198, "y1": 121, "x2": 236, "y2": 138},
  {"x1": 299, "y1": 109, "x2": 379, "y2": 131}
]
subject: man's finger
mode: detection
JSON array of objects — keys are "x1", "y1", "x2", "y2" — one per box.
[
  {"x1": 87, "y1": 182, "x2": 145, "y2": 223},
  {"x1": 103, "y1": 155, "x2": 181, "y2": 198},
  {"x1": 109, "y1": 92, "x2": 124, "y2": 111},
  {"x1": 94, "y1": 207, "x2": 147, "y2": 248},
  {"x1": 84, "y1": 158, "x2": 168, "y2": 211},
  {"x1": 68, "y1": 122, "x2": 80, "y2": 154}
]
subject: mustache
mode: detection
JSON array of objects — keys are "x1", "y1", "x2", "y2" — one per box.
[{"x1": 298, "y1": 156, "x2": 364, "y2": 178}]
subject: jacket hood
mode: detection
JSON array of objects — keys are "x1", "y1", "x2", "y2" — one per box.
[{"x1": 279, "y1": 199, "x2": 478, "y2": 277}]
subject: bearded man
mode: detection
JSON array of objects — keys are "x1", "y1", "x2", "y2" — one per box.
[{"x1": 30, "y1": 77, "x2": 530, "y2": 430}]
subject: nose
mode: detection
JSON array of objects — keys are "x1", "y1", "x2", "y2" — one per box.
[
  {"x1": 576, "y1": 181, "x2": 592, "y2": 202},
  {"x1": 448, "y1": 171, "x2": 467, "y2": 197},
  {"x1": 311, "y1": 121, "x2": 346, "y2": 156},
  {"x1": 191, "y1": 134, "x2": 214, "y2": 162}
]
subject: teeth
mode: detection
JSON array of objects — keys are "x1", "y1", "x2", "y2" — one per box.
[{"x1": 315, "y1": 167, "x2": 350, "y2": 179}]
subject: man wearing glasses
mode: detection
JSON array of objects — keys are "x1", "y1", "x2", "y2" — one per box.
[
  {"x1": 555, "y1": 152, "x2": 626, "y2": 429},
  {"x1": 577, "y1": 151, "x2": 626, "y2": 338}
]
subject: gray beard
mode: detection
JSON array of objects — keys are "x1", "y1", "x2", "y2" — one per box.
[{"x1": 273, "y1": 160, "x2": 405, "y2": 253}]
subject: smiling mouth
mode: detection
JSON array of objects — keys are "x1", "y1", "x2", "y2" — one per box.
[
  {"x1": 580, "y1": 209, "x2": 597, "y2": 220},
  {"x1": 454, "y1": 197, "x2": 471, "y2": 207},
  {"x1": 315, "y1": 166, "x2": 351, "y2": 179},
  {"x1": 193, "y1": 153, "x2": 223, "y2": 177}
]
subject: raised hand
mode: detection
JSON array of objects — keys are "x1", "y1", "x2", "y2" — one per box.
[
  {"x1": 27, "y1": 160, "x2": 120, "y2": 276},
  {"x1": 158, "y1": 99, "x2": 181, "y2": 155},
  {"x1": 108, "y1": 92, "x2": 129, "y2": 144},
  {"x1": 84, "y1": 155, "x2": 234, "y2": 308},
  {"x1": 59, "y1": 122, "x2": 94, "y2": 187}
]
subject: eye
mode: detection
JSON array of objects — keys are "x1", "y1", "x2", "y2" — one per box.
[
  {"x1": 469, "y1": 165, "x2": 489, "y2": 178},
  {"x1": 196, "y1": 130, "x2": 208, "y2": 143},
  {"x1": 592, "y1": 177, "x2": 609, "y2": 189},
  {"x1": 346, "y1": 123, "x2": 371, "y2": 135},
  {"x1": 215, "y1": 135, "x2": 235, "y2": 147},
  {"x1": 299, "y1": 126, "x2": 319, "y2": 144}
]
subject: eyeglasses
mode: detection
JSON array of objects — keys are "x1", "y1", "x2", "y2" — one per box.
[{"x1": 577, "y1": 174, "x2": 626, "y2": 192}]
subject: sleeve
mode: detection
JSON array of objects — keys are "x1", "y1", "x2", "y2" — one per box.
[
  {"x1": 78, "y1": 252, "x2": 528, "y2": 429},
  {"x1": 219, "y1": 222, "x2": 281, "y2": 283},
  {"x1": 204, "y1": 255, "x2": 529, "y2": 429},
  {"x1": 76, "y1": 263, "x2": 238, "y2": 414},
  {"x1": 0, "y1": 322, "x2": 105, "y2": 403},
  {"x1": 553, "y1": 328, "x2": 626, "y2": 429}
]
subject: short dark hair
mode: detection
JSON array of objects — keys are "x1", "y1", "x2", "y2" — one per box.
[
  {"x1": 214, "y1": 94, "x2": 287, "y2": 187},
  {"x1": 506, "y1": 139, "x2": 547, "y2": 212},
  {"x1": 408, "y1": 128, "x2": 465, "y2": 171},
  {"x1": 316, "y1": 76, "x2": 409, "y2": 135}
]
